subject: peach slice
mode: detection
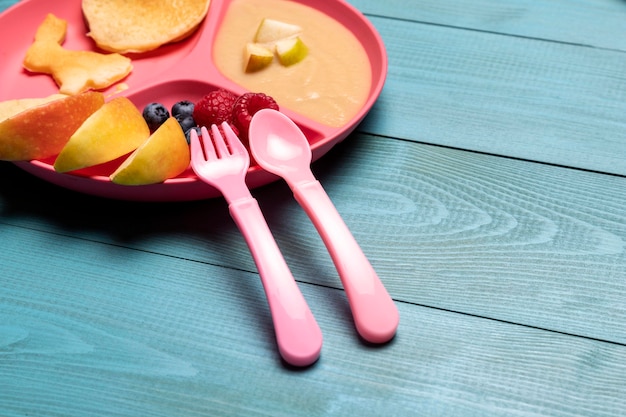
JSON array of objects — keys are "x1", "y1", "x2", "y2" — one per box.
[
  {"x1": 54, "y1": 97, "x2": 150, "y2": 173},
  {"x1": 110, "y1": 117, "x2": 190, "y2": 185},
  {"x1": 0, "y1": 91, "x2": 104, "y2": 161}
]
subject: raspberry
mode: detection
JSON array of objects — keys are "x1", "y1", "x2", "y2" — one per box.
[
  {"x1": 232, "y1": 92, "x2": 279, "y2": 140},
  {"x1": 193, "y1": 89, "x2": 238, "y2": 128},
  {"x1": 190, "y1": 90, "x2": 277, "y2": 143}
]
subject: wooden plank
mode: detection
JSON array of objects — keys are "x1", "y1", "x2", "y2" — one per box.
[
  {"x1": 0, "y1": 0, "x2": 15, "y2": 11},
  {"x1": 310, "y1": 135, "x2": 626, "y2": 343},
  {"x1": 359, "y1": 16, "x2": 626, "y2": 175},
  {"x1": 1, "y1": 1, "x2": 624, "y2": 415},
  {"x1": 351, "y1": 0, "x2": 626, "y2": 51},
  {"x1": 2, "y1": 131, "x2": 625, "y2": 344},
  {"x1": 2, "y1": 226, "x2": 626, "y2": 417}
]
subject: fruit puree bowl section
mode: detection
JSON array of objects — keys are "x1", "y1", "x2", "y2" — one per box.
[{"x1": 0, "y1": 0, "x2": 387, "y2": 201}]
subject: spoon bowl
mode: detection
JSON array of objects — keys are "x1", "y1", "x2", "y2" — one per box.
[{"x1": 249, "y1": 109, "x2": 317, "y2": 186}]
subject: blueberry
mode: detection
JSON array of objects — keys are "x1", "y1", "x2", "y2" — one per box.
[
  {"x1": 142, "y1": 102, "x2": 169, "y2": 131},
  {"x1": 171, "y1": 100, "x2": 195, "y2": 119},
  {"x1": 185, "y1": 126, "x2": 202, "y2": 144},
  {"x1": 176, "y1": 114, "x2": 196, "y2": 133}
]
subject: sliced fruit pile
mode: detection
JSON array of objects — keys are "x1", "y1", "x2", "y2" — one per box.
[
  {"x1": 50, "y1": 95, "x2": 190, "y2": 186},
  {"x1": 0, "y1": 88, "x2": 280, "y2": 186},
  {"x1": 0, "y1": 92, "x2": 189, "y2": 186}
]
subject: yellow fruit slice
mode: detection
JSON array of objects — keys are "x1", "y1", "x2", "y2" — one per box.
[
  {"x1": 254, "y1": 18, "x2": 302, "y2": 44},
  {"x1": 244, "y1": 43, "x2": 274, "y2": 73},
  {"x1": 275, "y1": 36, "x2": 308, "y2": 66},
  {"x1": 54, "y1": 97, "x2": 149, "y2": 173},
  {"x1": 110, "y1": 117, "x2": 190, "y2": 185}
]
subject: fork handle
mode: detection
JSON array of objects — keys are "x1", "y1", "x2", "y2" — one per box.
[
  {"x1": 292, "y1": 180, "x2": 399, "y2": 344},
  {"x1": 229, "y1": 197, "x2": 322, "y2": 366}
]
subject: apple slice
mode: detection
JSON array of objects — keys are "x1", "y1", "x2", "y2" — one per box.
[
  {"x1": 244, "y1": 43, "x2": 274, "y2": 73},
  {"x1": 275, "y1": 36, "x2": 308, "y2": 66},
  {"x1": 0, "y1": 94, "x2": 66, "y2": 121},
  {"x1": 0, "y1": 91, "x2": 104, "y2": 161},
  {"x1": 254, "y1": 18, "x2": 302, "y2": 44},
  {"x1": 54, "y1": 97, "x2": 150, "y2": 173},
  {"x1": 110, "y1": 117, "x2": 190, "y2": 185}
]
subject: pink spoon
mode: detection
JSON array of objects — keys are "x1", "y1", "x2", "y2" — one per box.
[{"x1": 249, "y1": 109, "x2": 399, "y2": 344}]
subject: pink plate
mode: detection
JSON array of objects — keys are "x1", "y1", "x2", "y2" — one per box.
[{"x1": 0, "y1": 0, "x2": 387, "y2": 201}]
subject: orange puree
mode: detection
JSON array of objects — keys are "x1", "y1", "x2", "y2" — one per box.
[{"x1": 213, "y1": 0, "x2": 371, "y2": 127}]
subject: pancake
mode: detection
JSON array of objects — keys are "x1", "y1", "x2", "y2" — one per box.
[{"x1": 82, "y1": 0, "x2": 211, "y2": 53}]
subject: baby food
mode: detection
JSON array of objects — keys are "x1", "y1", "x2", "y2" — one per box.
[{"x1": 213, "y1": 0, "x2": 372, "y2": 127}]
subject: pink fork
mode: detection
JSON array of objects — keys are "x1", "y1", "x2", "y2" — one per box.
[{"x1": 189, "y1": 123, "x2": 322, "y2": 367}]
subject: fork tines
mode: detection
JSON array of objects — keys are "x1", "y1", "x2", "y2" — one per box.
[{"x1": 210, "y1": 123, "x2": 243, "y2": 157}]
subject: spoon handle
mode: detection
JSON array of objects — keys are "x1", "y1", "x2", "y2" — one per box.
[
  {"x1": 292, "y1": 180, "x2": 399, "y2": 343},
  {"x1": 229, "y1": 197, "x2": 323, "y2": 366}
]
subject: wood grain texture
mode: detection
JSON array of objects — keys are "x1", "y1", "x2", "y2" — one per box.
[
  {"x1": 2, "y1": 131, "x2": 625, "y2": 345},
  {"x1": 359, "y1": 16, "x2": 626, "y2": 175},
  {"x1": 0, "y1": 0, "x2": 13, "y2": 10},
  {"x1": 351, "y1": 0, "x2": 626, "y2": 51},
  {"x1": 2, "y1": 0, "x2": 626, "y2": 416},
  {"x1": 2, "y1": 226, "x2": 626, "y2": 417},
  {"x1": 349, "y1": 0, "x2": 626, "y2": 175},
  {"x1": 303, "y1": 135, "x2": 626, "y2": 343}
]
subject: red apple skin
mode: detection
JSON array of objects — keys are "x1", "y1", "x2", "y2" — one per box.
[{"x1": 0, "y1": 91, "x2": 105, "y2": 161}]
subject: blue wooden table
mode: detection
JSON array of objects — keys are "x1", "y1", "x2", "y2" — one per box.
[{"x1": 1, "y1": 0, "x2": 625, "y2": 416}]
